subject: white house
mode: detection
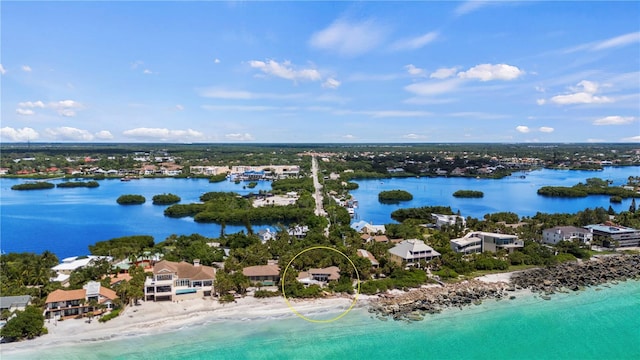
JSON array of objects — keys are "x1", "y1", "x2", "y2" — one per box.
[
  {"x1": 431, "y1": 213, "x2": 466, "y2": 229},
  {"x1": 450, "y1": 231, "x2": 524, "y2": 254},
  {"x1": 542, "y1": 226, "x2": 594, "y2": 245}
]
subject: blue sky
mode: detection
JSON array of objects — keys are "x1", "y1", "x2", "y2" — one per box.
[{"x1": 1, "y1": 1, "x2": 639, "y2": 143}]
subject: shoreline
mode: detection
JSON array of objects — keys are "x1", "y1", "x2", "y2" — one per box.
[{"x1": 2, "y1": 256, "x2": 639, "y2": 354}]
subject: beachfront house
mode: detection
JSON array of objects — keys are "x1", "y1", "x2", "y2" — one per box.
[
  {"x1": 242, "y1": 264, "x2": 281, "y2": 286},
  {"x1": 388, "y1": 239, "x2": 441, "y2": 266},
  {"x1": 0, "y1": 295, "x2": 32, "y2": 313},
  {"x1": 542, "y1": 226, "x2": 594, "y2": 245},
  {"x1": 44, "y1": 281, "x2": 118, "y2": 320},
  {"x1": 144, "y1": 260, "x2": 215, "y2": 301},
  {"x1": 297, "y1": 267, "x2": 340, "y2": 287},
  {"x1": 356, "y1": 249, "x2": 379, "y2": 268},
  {"x1": 450, "y1": 231, "x2": 524, "y2": 254}
]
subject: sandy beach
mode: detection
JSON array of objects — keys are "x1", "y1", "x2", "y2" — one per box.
[
  {"x1": 0, "y1": 293, "x2": 372, "y2": 354},
  {"x1": 1, "y1": 271, "x2": 523, "y2": 354}
]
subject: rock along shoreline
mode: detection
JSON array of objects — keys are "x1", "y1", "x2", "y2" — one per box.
[{"x1": 368, "y1": 254, "x2": 640, "y2": 322}]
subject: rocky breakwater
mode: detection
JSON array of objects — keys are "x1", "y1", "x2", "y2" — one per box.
[
  {"x1": 369, "y1": 280, "x2": 511, "y2": 321},
  {"x1": 511, "y1": 254, "x2": 640, "y2": 295}
]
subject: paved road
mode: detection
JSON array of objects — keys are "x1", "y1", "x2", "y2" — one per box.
[{"x1": 310, "y1": 155, "x2": 326, "y2": 217}]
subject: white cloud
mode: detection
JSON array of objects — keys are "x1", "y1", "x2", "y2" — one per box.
[
  {"x1": 202, "y1": 105, "x2": 278, "y2": 112},
  {"x1": 593, "y1": 116, "x2": 636, "y2": 126},
  {"x1": 123, "y1": 128, "x2": 205, "y2": 141},
  {"x1": 45, "y1": 127, "x2": 94, "y2": 141},
  {"x1": 342, "y1": 134, "x2": 355, "y2": 139},
  {"x1": 622, "y1": 135, "x2": 640, "y2": 142},
  {"x1": 322, "y1": 77, "x2": 341, "y2": 89},
  {"x1": 458, "y1": 64, "x2": 525, "y2": 81},
  {"x1": 402, "y1": 133, "x2": 427, "y2": 140},
  {"x1": 18, "y1": 101, "x2": 45, "y2": 108},
  {"x1": 592, "y1": 32, "x2": 640, "y2": 51},
  {"x1": 430, "y1": 67, "x2": 458, "y2": 79},
  {"x1": 16, "y1": 109, "x2": 35, "y2": 116},
  {"x1": 131, "y1": 60, "x2": 144, "y2": 69},
  {"x1": 48, "y1": 100, "x2": 83, "y2": 117},
  {"x1": 143, "y1": 69, "x2": 153, "y2": 75},
  {"x1": 587, "y1": 138, "x2": 605, "y2": 143},
  {"x1": 539, "y1": 126, "x2": 554, "y2": 133},
  {"x1": 404, "y1": 78, "x2": 463, "y2": 96},
  {"x1": 549, "y1": 80, "x2": 612, "y2": 105},
  {"x1": 405, "y1": 64, "x2": 425, "y2": 76},
  {"x1": 214, "y1": 58, "x2": 221, "y2": 64},
  {"x1": 199, "y1": 88, "x2": 305, "y2": 100},
  {"x1": 309, "y1": 18, "x2": 387, "y2": 57},
  {"x1": 536, "y1": 99, "x2": 546, "y2": 105},
  {"x1": 95, "y1": 130, "x2": 114, "y2": 140},
  {"x1": 333, "y1": 109, "x2": 431, "y2": 118},
  {"x1": 0, "y1": 127, "x2": 39, "y2": 141},
  {"x1": 21, "y1": 65, "x2": 32, "y2": 72},
  {"x1": 391, "y1": 31, "x2": 438, "y2": 51},
  {"x1": 454, "y1": 1, "x2": 490, "y2": 16},
  {"x1": 0, "y1": 64, "x2": 5, "y2": 75},
  {"x1": 516, "y1": 126, "x2": 530, "y2": 133},
  {"x1": 175, "y1": 104, "x2": 184, "y2": 111},
  {"x1": 249, "y1": 59, "x2": 321, "y2": 83},
  {"x1": 225, "y1": 133, "x2": 254, "y2": 141}
]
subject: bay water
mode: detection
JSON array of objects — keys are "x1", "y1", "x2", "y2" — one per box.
[{"x1": 1, "y1": 167, "x2": 638, "y2": 259}]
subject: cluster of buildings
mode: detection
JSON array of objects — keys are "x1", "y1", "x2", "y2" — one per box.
[
  {"x1": 189, "y1": 165, "x2": 301, "y2": 180},
  {"x1": 543, "y1": 223, "x2": 640, "y2": 248}
]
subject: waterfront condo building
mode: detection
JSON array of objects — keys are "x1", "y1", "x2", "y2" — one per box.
[
  {"x1": 450, "y1": 231, "x2": 524, "y2": 254},
  {"x1": 584, "y1": 224, "x2": 640, "y2": 248}
]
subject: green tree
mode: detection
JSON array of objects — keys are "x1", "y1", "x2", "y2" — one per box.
[{"x1": 0, "y1": 306, "x2": 46, "y2": 342}]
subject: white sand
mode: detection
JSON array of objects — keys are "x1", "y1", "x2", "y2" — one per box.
[
  {"x1": 1, "y1": 295, "x2": 372, "y2": 354},
  {"x1": 475, "y1": 271, "x2": 518, "y2": 283}
]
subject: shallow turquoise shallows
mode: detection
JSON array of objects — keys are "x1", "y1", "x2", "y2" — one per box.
[{"x1": 4, "y1": 280, "x2": 639, "y2": 360}]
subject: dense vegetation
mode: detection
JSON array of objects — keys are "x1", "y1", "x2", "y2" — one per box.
[
  {"x1": 116, "y1": 194, "x2": 146, "y2": 205},
  {"x1": 390, "y1": 206, "x2": 455, "y2": 222},
  {"x1": 209, "y1": 173, "x2": 227, "y2": 183},
  {"x1": 453, "y1": 190, "x2": 484, "y2": 198},
  {"x1": 378, "y1": 190, "x2": 413, "y2": 203},
  {"x1": 57, "y1": 181, "x2": 100, "y2": 188},
  {"x1": 0, "y1": 252, "x2": 59, "y2": 298},
  {"x1": 11, "y1": 182, "x2": 55, "y2": 190},
  {"x1": 165, "y1": 191, "x2": 317, "y2": 226},
  {"x1": 538, "y1": 178, "x2": 640, "y2": 198},
  {"x1": 89, "y1": 235, "x2": 155, "y2": 258},
  {"x1": 152, "y1": 193, "x2": 181, "y2": 205},
  {"x1": 0, "y1": 306, "x2": 47, "y2": 342}
]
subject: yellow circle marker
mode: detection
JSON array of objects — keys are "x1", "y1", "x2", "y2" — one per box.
[{"x1": 281, "y1": 246, "x2": 360, "y2": 323}]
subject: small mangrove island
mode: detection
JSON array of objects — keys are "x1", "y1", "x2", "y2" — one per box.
[
  {"x1": 117, "y1": 194, "x2": 146, "y2": 205},
  {"x1": 538, "y1": 177, "x2": 640, "y2": 198},
  {"x1": 378, "y1": 189, "x2": 413, "y2": 203},
  {"x1": 152, "y1": 193, "x2": 181, "y2": 205},
  {"x1": 57, "y1": 181, "x2": 100, "y2": 188},
  {"x1": 11, "y1": 182, "x2": 55, "y2": 190},
  {"x1": 453, "y1": 190, "x2": 484, "y2": 198}
]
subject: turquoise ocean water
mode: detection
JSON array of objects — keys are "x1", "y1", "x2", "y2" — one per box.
[{"x1": 4, "y1": 280, "x2": 639, "y2": 360}]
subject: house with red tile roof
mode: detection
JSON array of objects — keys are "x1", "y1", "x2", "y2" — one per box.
[{"x1": 44, "y1": 281, "x2": 118, "y2": 320}]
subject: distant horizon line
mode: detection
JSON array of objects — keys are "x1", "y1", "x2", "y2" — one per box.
[{"x1": 1, "y1": 141, "x2": 639, "y2": 146}]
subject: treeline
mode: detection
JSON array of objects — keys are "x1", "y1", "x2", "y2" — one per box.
[
  {"x1": 537, "y1": 177, "x2": 640, "y2": 198},
  {"x1": 209, "y1": 173, "x2": 227, "y2": 183},
  {"x1": 271, "y1": 178, "x2": 314, "y2": 193},
  {"x1": 89, "y1": 235, "x2": 155, "y2": 258}
]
